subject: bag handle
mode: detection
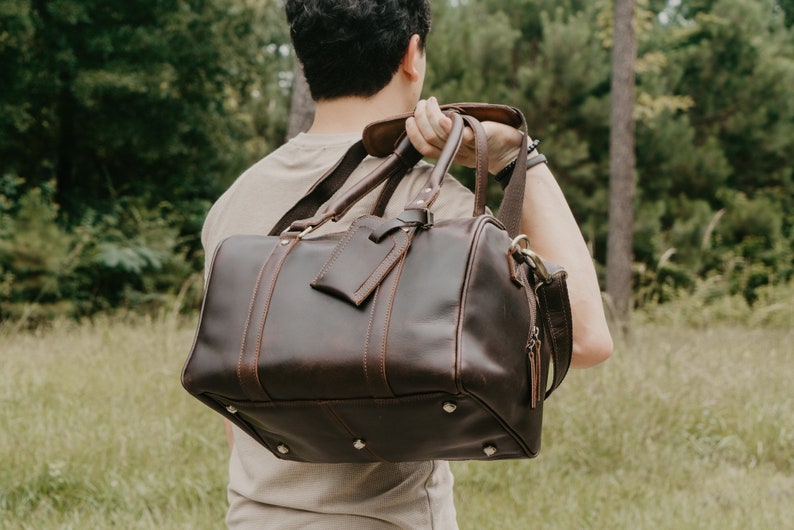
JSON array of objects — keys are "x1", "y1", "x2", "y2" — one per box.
[
  {"x1": 271, "y1": 103, "x2": 523, "y2": 235},
  {"x1": 362, "y1": 103, "x2": 530, "y2": 238},
  {"x1": 276, "y1": 103, "x2": 529, "y2": 239},
  {"x1": 361, "y1": 102, "x2": 524, "y2": 157},
  {"x1": 368, "y1": 113, "x2": 490, "y2": 218},
  {"x1": 284, "y1": 113, "x2": 470, "y2": 236}
]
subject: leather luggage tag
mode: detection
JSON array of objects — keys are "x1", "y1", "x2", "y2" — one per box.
[{"x1": 311, "y1": 216, "x2": 413, "y2": 306}]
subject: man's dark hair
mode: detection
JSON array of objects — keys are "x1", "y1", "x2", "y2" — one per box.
[{"x1": 285, "y1": 0, "x2": 432, "y2": 101}]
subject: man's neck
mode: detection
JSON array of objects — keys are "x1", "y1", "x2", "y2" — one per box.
[{"x1": 307, "y1": 91, "x2": 415, "y2": 135}]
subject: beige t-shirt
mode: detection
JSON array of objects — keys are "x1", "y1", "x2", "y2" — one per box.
[{"x1": 202, "y1": 132, "x2": 477, "y2": 530}]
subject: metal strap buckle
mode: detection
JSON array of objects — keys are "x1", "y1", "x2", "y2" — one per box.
[{"x1": 509, "y1": 234, "x2": 552, "y2": 284}]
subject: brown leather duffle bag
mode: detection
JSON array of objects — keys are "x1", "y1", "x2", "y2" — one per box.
[{"x1": 182, "y1": 104, "x2": 573, "y2": 463}]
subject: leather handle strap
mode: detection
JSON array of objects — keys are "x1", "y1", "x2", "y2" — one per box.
[
  {"x1": 327, "y1": 111, "x2": 488, "y2": 223},
  {"x1": 278, "y1": 136, "x2": 422, "y2": 235},
  {"x1": 460, "y1": 114, "x2": 489, "y2": 216},
  {"x1": 362, "y1": 102, "x2": 523, "y2": 157},
  {"x1": 286, "y1": 114, "x2": 469, "y2": 235},
  {"x1": 366, "y1": 103, "x2": 532, "y2": 238},
  {"x1": 279, "y1": 103, "x2": 530, "y2": 239},
  {"x1": 369, "y1": 167, "x2": 406, "y2": 217},
  {"x1": 402, "y1": 113, "x2": 466, "y2": 212},
  {"x1": 370, "y1": 115, "x2": 489, "y2": 217},
  {"x1": 319, "y1": 135, "x2": 423, "y2": 223}
]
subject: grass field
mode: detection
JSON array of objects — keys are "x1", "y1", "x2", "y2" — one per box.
[{"x1": 1, "y1": 310, "x2": 792, "y2": 529}]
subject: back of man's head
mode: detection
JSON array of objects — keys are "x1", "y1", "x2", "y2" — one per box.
[{"x1": 285, "y1": 0, "x2": 432, "y2": 101}]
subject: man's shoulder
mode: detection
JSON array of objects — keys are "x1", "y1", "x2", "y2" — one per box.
[{"x1": 201, "y1": 135, "x2": 364, "y2": 253}]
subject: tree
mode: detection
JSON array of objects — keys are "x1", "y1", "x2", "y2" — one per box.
[
  {"x1": 606, "y1": 0, "x2": 637, "y2": 331},
  {"x1": 0, "y1": 0, "x2": 291, "y2": 218},
  {"x1": 0, "y1": 0, "x2": 294, "y2": 318}
]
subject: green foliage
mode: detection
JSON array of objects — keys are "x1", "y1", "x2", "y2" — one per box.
[
  {"x1": 0, "y1": 177, "x2": 203, "y2": 321},
  {"x1": 2, "y1": 0, "x2": 794, "y2": 319},
  {"x1": 0, "y1": 0, "x2": 290, "y2": 217},
  {"x1": 424, "y1": 0, "x2": 794, "y2": 307}
]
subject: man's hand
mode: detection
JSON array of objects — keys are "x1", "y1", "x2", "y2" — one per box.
[{"x1": 405, "y1": 97, "x2": 526, "y2": 175}]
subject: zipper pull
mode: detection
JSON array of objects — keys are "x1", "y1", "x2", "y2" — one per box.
[{"x1": 527, "y1": 326, "x2": 541, "y2": 408}]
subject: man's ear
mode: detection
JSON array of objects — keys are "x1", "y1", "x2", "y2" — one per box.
[{"x1": 400, "y1": 34, "x2": 423, "y2": 81}]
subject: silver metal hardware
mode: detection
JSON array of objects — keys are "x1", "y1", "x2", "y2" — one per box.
[
  {"x1": 280, "y1": 238, "x2": 290, "y2": 246},
  {"x1": 527, "y1": 326, "x2": 540, "y2": 351},
  {"x1": 423, "y1": 187, "x2": 432, "y2": 193},
  {"x1": 298, "y1": 225, "x2": 315, "y2": 239},
  {"x1": 353, "y1": 439, "x2": 366, "y2": 450},
  {"x1": 509, "y1": 234, "x2": 552, "y2": 284},
  {"x1": 415, "y1": 199, "x2": 425, "y2": 205},
  {"x1": 483, "y1": 444, "x2": 498, "y2": 457},
  {"x1": 277, "y1": 443, "x2": 290, "y2": 455},
  {"x1": 225, "y1": 405, "x2": 238, "y2": 414},
  {"x1": 509, "y1": 234, "x2": 531, "y2": 254},
  {"x1": 442, "y1": 402, "x2": 457, "y2": 413}
]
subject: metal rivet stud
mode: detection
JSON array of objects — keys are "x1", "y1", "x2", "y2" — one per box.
[
  {"x1": 483, "y1": 444, "x2": 497, "y2": 457},
  {"x1": 415, "y1": 199, "x2": 425, "y2": 205},
  {"x1": 277, "y1": 443, "x2": 290, "y2": 455},
  {"x1": 353, "y1": 439, "x2": 366, "y2": 450},
  {"x1": 225, "y1": 405, "x2": 238, "y2": 414},
  {"x1": 280, "y1": 238, "x2": 290, "y2": 246},
  {"x1": 423, "y1": 187, "x2": 432, "y2": 193},
  {"x1": 442, "y1": 401, "x2": 457, "y2": 413}
]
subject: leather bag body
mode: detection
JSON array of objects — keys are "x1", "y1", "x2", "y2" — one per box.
[{"x1": 182, "y1": 105, "x2": 573, "y2": 463}]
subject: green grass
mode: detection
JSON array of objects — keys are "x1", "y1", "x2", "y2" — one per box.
[
  {"x1": 1, "y1": 314, "x2": 792, "y2": 529},
  {"x1": 0, "y1": 316, "x2": 228, "y2": 529},
  {"x1": 451, "y1": 324, "x2": 793, "y2": 529}
]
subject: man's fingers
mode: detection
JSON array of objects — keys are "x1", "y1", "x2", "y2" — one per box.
[
  {"x1": 425, "y1": 97, "x2": 451, "y2": 140},
  {"x1": 408, "y1": 97, "x2": 485, "y2": 166},
  {"x1": 412, "y1": 100, "x2": 443, "y2": 149},
  {"x1": 406, "y1": 116, "x2": 442, "y2": 158}
]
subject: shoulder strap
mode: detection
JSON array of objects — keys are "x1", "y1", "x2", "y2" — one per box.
[
  {"x1": 537, "y1": 267, "x2": 573, "y2": 398},
  {"x1": 268, "y1": 141, "x2": 369, "y2": 236}
]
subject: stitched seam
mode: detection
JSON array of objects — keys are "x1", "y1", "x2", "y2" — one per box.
[
  {"x1": 237, "y1": 244, "x2": 278, "y2": 400},
  {"x1": 322, "y1": 404, "x2": 383, "y2": 461},
  {"x1": 311, "y1": 221, "x2": 363, "y2": 284},
  {"x1": 362, "y1": 286, "x2": 380, "y2": 391},
  {"x1": 353, "y1": 231, "x2": 407, "y2": 301},
  {"x1": 554, "y1": 274, "x2": 572, "y2": 385},
  {"x1": 455, "y1": 218, "x2": 490, "y2": 394},
  {"x1": 379, "y1": 254, "x2": 407, "y2": 397},
  {"x1": 250, "y1": 240, "x2": 296, "y2": 395},
  {"x1": 540, "y1": 286, "x2": 560, "y2": 376}
]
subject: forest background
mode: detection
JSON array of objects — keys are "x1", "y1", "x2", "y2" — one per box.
[
  {"x1": 1, "y1": 0, "x2": 793, "y2": 323},
  {"x1": 2, "y1": 1, "x2": 793, "y2": 528}
]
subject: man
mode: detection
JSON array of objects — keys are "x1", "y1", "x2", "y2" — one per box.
[{"x1": 201, "y1": 1, "x2": 612, "y2": 528}]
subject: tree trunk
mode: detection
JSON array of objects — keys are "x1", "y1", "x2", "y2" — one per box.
[
  {"x1": 286, "y1": 64, "x2": 316, "y2": 140},
  {"x1": 606, "y1": 0, "x2": 637, "y2": 335}
]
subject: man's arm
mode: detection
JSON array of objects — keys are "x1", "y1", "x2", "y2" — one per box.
[{"x1": 406, "y1": 98, "x2": 612, "y2": 368}]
